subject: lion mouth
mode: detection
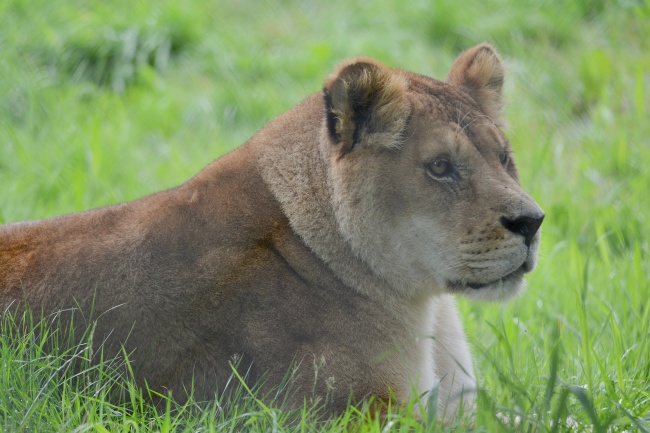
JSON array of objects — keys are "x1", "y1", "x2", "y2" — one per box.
[{"x1": 448, "y1": 264, "x2": 525, "y2": 291}]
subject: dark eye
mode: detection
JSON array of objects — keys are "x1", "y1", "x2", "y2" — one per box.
[
  {"x1": 498, "y1": 151, "x2": 510, "y2": 166},
  {"x1": 426, "y1": 158, "x2": 455, "y2": 179}
]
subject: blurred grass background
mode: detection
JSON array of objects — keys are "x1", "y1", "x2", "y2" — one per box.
[{"x1": 1, "y1": 0, "x2": 649, "y2": 431}]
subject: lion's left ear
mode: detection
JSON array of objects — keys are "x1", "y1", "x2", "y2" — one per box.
[
  {"x1": 447, "y1": 43, "x2": 505, "y2": 125},
  {"x1": 323, "y1": 58, "x2": 410, "y2": 154}
]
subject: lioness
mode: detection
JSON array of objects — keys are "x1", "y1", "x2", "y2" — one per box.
[{"x1": 0, "y1": 44, "x2": 543, "y2": 419}]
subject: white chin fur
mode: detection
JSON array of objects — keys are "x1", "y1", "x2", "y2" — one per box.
[{"x1": 450, "y1": 274, "x2": 526, "y2": 301}]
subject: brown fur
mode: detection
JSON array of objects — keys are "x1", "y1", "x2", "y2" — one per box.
[{"x1": 0, "y1": 44, "x2": 543, "y2": 418}]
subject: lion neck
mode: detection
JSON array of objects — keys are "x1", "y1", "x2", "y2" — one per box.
[{"x1": 256, "y1": 94, "x2": 421, "y2": 309}]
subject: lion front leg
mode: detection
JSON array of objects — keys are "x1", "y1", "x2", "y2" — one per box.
[{"x1": 430, "y1": 294, "x2": 476, "y2": 420}]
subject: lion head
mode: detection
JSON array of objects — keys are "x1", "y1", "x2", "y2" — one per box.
[{"x1": 321, "y1": 44, "x2": 544, "y2": 301}]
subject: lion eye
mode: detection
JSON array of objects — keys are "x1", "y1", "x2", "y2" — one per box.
[
  {"x1": 498, "y1": 151, "x2": 509, "y2": 166},
  {"x1": 426, "y1": 158, "x2": 455, "y2": 178}
]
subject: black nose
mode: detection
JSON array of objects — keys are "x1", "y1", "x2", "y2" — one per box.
[{"x1": 500, "y1": 213, "x2": 545, "y2": 247}]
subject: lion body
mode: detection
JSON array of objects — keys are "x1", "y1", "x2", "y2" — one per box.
[{"x1": 0, "y1": 44, "x2": 543, "y2": 418}]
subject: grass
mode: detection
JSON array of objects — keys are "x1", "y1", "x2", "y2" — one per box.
[{"x1": 1, "y1": 0, "x2": 649, "y2": 431}]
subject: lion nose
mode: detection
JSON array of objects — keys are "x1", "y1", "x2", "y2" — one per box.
[{"x1": 500, "y1": 212, "x2": 545, "y2": 247}]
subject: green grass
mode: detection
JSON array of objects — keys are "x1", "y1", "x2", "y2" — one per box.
[{"x1": 1, "y1": 0, "x2": 649, "y2": 431}]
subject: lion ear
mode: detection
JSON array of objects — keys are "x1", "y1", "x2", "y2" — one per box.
[
  {"x1": 447, "y1": 43, "x2": 505, "y2": 125},
  {"x1": 323, "y1": 58, "x2": 410, "y2": 154}
]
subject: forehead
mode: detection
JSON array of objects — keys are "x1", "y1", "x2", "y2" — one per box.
[{"x1": 403, "y1": 72, "x2": 509, "y2": 151}]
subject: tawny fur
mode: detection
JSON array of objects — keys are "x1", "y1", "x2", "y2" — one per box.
[{"x1": 0, "y1": 44, "x2": 543, "y2": 420}]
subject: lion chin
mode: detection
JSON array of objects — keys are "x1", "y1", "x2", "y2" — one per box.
[
  {"x1": 447, "y1": 237, "x2": 542, "y2": 301},
  {"x1": 0, "y1": 43, "x2": 543, "y2": 423},
  {"x1": 447, "y1": 268, "x2": 526, "y2": 301}
]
